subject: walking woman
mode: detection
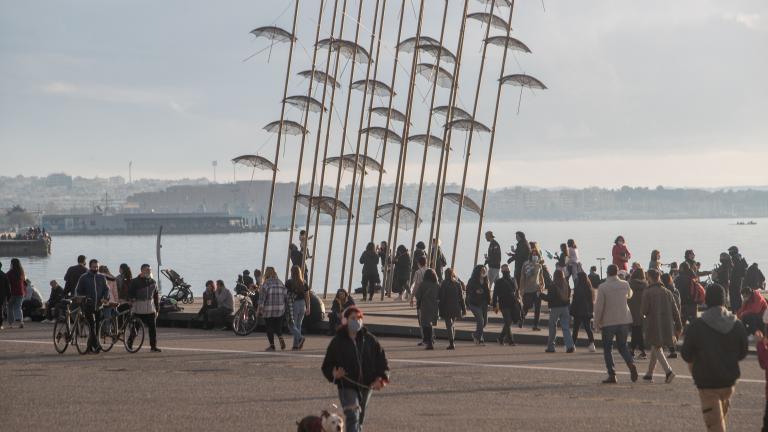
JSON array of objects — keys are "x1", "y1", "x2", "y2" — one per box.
[
  {"x1": 438, "y1": 268, "x2": 465, "y2": 350},
  {"x1": 6, "y1": 258, "x2": 26, "y2": 328},
  {"x1": 392, "y1": 245, "x2": 411, "y2": 301},
  {"x1": 415, "y1": 269, "x2": 440, "y2": 350},
  {"x1": 466, "y1": 265, "x2": 491, "y2": 345},
  {"x1": 286, "y1": 265, "x2": 311, "y2": 350},
  {"x1": 257, "y1": 266, "x2": 289, "y2": 351},
  {"x1": 571, "y1": 271, "x2": 596, "y2": 352},
  {"x1": 520, "y1": 250, "x2": 545, "y2": 331},
  {"x1": 359, "y1": 242, "x2": 380, "y2": 302},
  {"x1": 642, "y1": 269, "x2": 683, "y2": 384},
  {"x1": 116, "y1": 263, "x2": 132, "y2": 304},
  {"x1": 612, "y1": 236, "x2": 632, "y2": 272},
  {"x1": 566, "y1": 239, "x2": 582, "y2": 283},
  {"x1": 661, "y1": 272, "x2": 682, "y2": 358},
  {"x1": 543, "y1": 269, "x2": 575, "y2": 353},
  {"x1": 628, "y1": 268, "x2": 648, "y2": 359}
]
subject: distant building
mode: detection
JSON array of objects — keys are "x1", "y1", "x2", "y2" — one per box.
[
  {"x1": 42, "y1": 212, "x2": 248, "y2": 235},
  {"x1": 45, "y1": 173, "x2": 73, "y2": 189}
]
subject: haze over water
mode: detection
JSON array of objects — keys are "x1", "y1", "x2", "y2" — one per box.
[{"x1": 8, "y1": 218, "x2": 766, "y2": 299}]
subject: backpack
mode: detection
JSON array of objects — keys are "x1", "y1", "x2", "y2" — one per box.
[{"x1": 690, "y1": 280, "x2": 706, "y2": 305}]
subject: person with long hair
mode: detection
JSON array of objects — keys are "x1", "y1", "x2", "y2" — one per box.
[
  {"x1": 116, "y1": 263, "x2": 132, "y2": 303},
  {"x1": 257, "y1": 267, "x2": 288, "y2": 351},
  {"x1": 520, "y1": 248, "x2": 545, "y2": 331},
  {"x1": 566, "y1": 239, "x2": 582, "y2": 283},
  {"x1": 359, "y1": 242, "x2": 380, "y2": 302},
  {"x1": 571, "y1": 271, "x2": 596, "y2": 352},
  {"x1": 327, "y1": 288, "x2": 355, "y2": 335},
  {"x1": 649, "y1": 250, "x2": 662, "y2": 273},
  {"x1": 6, "y1": 258, "x2": 26, "y2": 328},
  {"x1": 392, "y1": 245, "x2": 411, "y2": 300},
  {"x1": 286, "y1": 265, "x2": 311, "y2": 350},
  {"x1": 543, "y1": 269, "x2": 575, "y2": 353},
  {"x1": 438, "y1": 268, "x2": 465, "y2": 350},
  {"x1": 628, "y1": 268, "x2": 648, "y2": 360},
  {"x1": 415, "y1": 269, "x2": 440, "y2": 350},
  {"x1": 675, "y1": 261, "x2": 699, "y2": 327},
  {"x1": 641, "y1": 269, "x2": 682, "y2": 384},
  {"x1": 555, "y1": 243, "x2": 569, "y2": 276},
  {"x1": 661, "y1": 272, "x2": 682, "y2": 359},
  {"x1": 466, "y1": 265, "x2": 491, "y2": 345},
  {"x1": 612, "y1": 236, "x2": 632, "y2": 272}
]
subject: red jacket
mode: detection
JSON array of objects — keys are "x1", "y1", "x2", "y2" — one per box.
[
  {"x1": 612, "y1": 244, "x2": 631, "y2": 271},
  {"x1": 6, "y1": 268, "x2": 26, "y2": 297},
  {"x1": 737, "y1": 292, "x2": 767, "y2": 319},
  {"x1": 757, "y1": 340, "x2": 768, "y2": 399}
]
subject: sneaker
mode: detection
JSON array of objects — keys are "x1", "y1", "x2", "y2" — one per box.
[
  {"x1": 588, "y1": 342, "x2": 596, "y2": 353},
  {"x1": 298, "y1": 337, "x2": 306, "y2": 350},
  {"x1": 478, "y1": 339, "x2": 486, "y2": 347},
  {"x1": 446, "y1": 344, "x2": 455, "y2": 350},
  {"x1": 628, "y1": 363, "x2": 639, "y2": 382},
  {"x1": 545, "y1": 348, "x2": 555, "y2": 353},
  {"x1": 602, "y1": 375, "x2": 618, "y2": 384},
  {"x1": 472, "y1": 336, "x2": 479, "y2": 345},
  {"x1": 667, "y1": 352, "x2": 678, "y2": 359},
  {"x1": 150, "y1": 347, "x2": 162, "y2": 353},
  {"x1": 417, "y1": 341, "x2": 424, "y2": 346},
  {"x1": 278, "y1": 337, "x2": 286, "y2": 351},
  {"x1": 665, "y1": 371, "x2": 676, "y2": 384},
  {"x1": 642, "y1": 374, "x2": 653, "y2": 383},
  {"x1": 566, "y1": 347, "x2": 575, "y2": 353},
  {"x1": 265, "y1": 346, "x2": 275, "y2": 352}
]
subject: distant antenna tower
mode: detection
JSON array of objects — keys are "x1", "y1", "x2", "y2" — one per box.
[
  {"x1": 212, "y1": 160, "x2": 218, "y2": 183},
  {"x1": 128, "y1": 161, "x2": 133, "y2": 184}
]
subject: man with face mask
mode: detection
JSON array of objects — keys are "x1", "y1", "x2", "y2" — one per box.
[
  {"x1": 128, "y1": 264, "x2": 161, "y2": 352},
  {"x1": 322, "y1": 306, "x2": 389, "y2": 432},
  {"x1": 75, "y1": 259, "x2": 111, "y2": 353}
]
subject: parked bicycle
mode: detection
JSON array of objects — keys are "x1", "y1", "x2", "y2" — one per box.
[
  {"x1": 52, "y1": 297, "x2": 90, "y2": 355},
  {"x1": 97, "y1": 303, "x2": 145, "y2": 353},
  {"x1": 232, "y1": 289, "x2": 258, "y2": 336}
]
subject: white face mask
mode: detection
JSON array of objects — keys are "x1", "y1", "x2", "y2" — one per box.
[
  {"x1": 531, "y1": 256, "x2": 539, "y2": 263},
  {"x1": 348, "y1": 318, "x2": 363, "y2": 333}
]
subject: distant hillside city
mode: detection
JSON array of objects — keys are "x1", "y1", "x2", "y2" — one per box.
[{"x1": 1, "y1": 174, "x2": 767, "y2": 226}]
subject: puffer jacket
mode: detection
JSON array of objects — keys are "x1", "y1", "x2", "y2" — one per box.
[{"x1": 321, "y1": 327, "x2": 390, "y2": 391}]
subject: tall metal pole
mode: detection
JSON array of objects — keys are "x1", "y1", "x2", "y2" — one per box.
[
  {"x1": 475, "y1": 1, "x2": 515, "y2": 264},
  {"x1": 408, "y1": 0, "x2": 449, "y2": 262},
  {"x1": 338, "y1": 0, "x2": 382, "y2": 292},
  {"x1": 385, "y1": 0, "x2": 425, "y2": 291},
  {"x1": 285, "y1": 0, "x2": 327, "y2": 280},
  {"x1": 346, "y1": 0, "x2": 387, "y2": 292},
  {"x1": 449, "y1": 6, "x2": 499, "y2": 269},
  {"x1": 428, "y1": 0, "x2": 470, "y2": 269},
  {"x1": 308, "y1": 0, "x2": 348, "y2": 296},
  {"x1": 260, "y1": 0, "x2": 301, "y2": 273},
  {"x1": 369, "y1": 0, "x2": 406, "y2": 243},
  {"x1": 322, "y1": 0, "x2": 366, "y2": 293}
]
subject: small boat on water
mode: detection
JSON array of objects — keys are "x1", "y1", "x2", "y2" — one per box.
[{"x1": 735, "y1": 221, "x2": 758, "y2": 226}]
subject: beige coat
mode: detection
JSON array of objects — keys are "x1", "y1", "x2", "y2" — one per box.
[
  {"x1": 641, "y1": 283, "x2": 683, "y2": 347},
  {"x1": 594, "y1": 276, "x2": 634, "y2": 328}
]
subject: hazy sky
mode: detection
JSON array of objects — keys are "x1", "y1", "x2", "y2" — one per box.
[{"x1": 1, "y1": 0, "x2": 766, "y2": 189}]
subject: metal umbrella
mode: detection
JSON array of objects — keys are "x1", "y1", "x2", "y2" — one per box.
[
  {"x1": 297, "y1": 69, "x2": 341, "y2": 89},
  {"x1": 397, "y1": 36, "x2": 440, "y2": 53},
  {"x1": 351, "y1": 79, "x2": 395, "y2": 97},
  {"x1": 432, "y1": 105, "x2": 472, "y2": 121},
  {"x1": 417, "y1": 44, "x2": 456, "y2": 65},
  {"x1": 317, "y1": 38, "x2": 371, "y2": 64},
  {"x1": 283, "y1": 95, "x2": 327, "y2": 113},
  {"x1": 231, "y1": 155, "x2": 277, "y2": 172},
  {"x1": 466, "y1": 12, "x2": 511, "y2": 32},
  {"x1": 263, "y1": 120, "x2": 309, "y2": 136},
  {"x1": 445, "y1": 118, "x2": 491, "y2": 134},
  {"x1": 325, "y1": 154, "x2": 386, "y2": 174},
  {"x1": 407, "y1": 134, "x2": 446, "y2": 150},
  {"x1": 370, "y1": 106, "x2": 409, "y2": 125},
  {"x1": 248, "y1": 26, "x2": 295, "y2": 61},
  {"x1": 416, "y1": 63, "x2": 454, "y2": 88},
  {"x1": 485, "y1": 36, "x2": 531, "y2": 53},
  {"x1": 376, "y1": 203, "x2": 421, "y2": 231},
  {"x1": 500, "y1": 73, "x2": 547, "y2": 113},
  {"x1": 359, "y1": 126, "x2": 403, "y2": 145},
  {"x1": 443, "y1": 192, "x2": 481, "y2": 215}
]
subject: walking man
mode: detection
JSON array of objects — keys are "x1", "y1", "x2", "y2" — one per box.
[
  {"x1": 681, "y1": 284, "x2": 748, "y2": 432},
  {"x1": 322, "y1": 306, "x2": 389, "y2": 432},
  {"x1": 128, "y1": 264, "x2": 161, "y2": 352},
  {"x1": 484, "y1": 231, "x2": 502, "y2": 290},
  {"x1": 75, "y1": 259, "x2": 110, "y2": 353},
  {"x1": 641, "y1": 269, "x2": 682, "y2": 383},
  {"x1": 594, "y1": 264, "x2": 638, "y2": 384},
  {"x1": 492, "y1": 264, "x2": 520, "y2": 346}
]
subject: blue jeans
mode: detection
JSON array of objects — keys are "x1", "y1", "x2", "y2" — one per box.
[
  {"x1": 8, "y1": 296, "x2": 23, "y2": 324},
  {"x1": 547, "y1": 305, "x2": 574, "y2": 351},
  {"x1": 290, "y1": 299, "x2": 306, "y2": 348},
  {"x1": 339, "y1": 386, "x2": 372, "y2": 432},
  {"x1": 469, "y1": 304, "x2": 488, "y2": 342},
  {"x1": 602, "y1": 324, "x2": 634, "y2": 376}
]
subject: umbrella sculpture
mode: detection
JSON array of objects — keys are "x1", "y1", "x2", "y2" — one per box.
[
  {"x1": 263, "y1": 120, "x2": 309, "y2": 136},
  {"x1": 359, "y1": 126, "x2": 403, "y2": 145},
  {"x1": 466, "y1": 12, "x2": 511, "y2": 32},
  {"x1": 432, "y1": 105, "x2": 472, "y2": 121},
  {"x1": 417, "y1": 44, "x2": 456, "y2": 65},
  {"x1": 247, "y1": 26, "x2": 295, "y2": 61},
  {"x1": 416, "y1": 63, "x2": 454, "y2": 89},
  {"x1": 317, "y1": 38, "x2": 371, "y2": 64},
  {"x1": 283, "y1": 95, "x2": 327, "y2": 113},
  {"x1": 297, "y1": 69, "x2": 341, "y2": 89},
  {"x1": 370, "y1": 106, "x2": 409, "y2": 124},
  {"x1": 485, "y1": 35, "x2": 531, "y2": 53},
  {"x1": 375, "y1": 203, "x2": 422, "y2": 231},
  {"x1": 351, "y1": 79, "x2": 395, "y2": 97},
  {"x1": 445, "y1": 118, "x2": 491, "y2": 134},
  {"x1": 443, "y1": 192, "x2": 482, "y2": 215},
  {"x1": 397, "y1": 35, "x2": 440, "y2": 53},
  {"x1": 231, "y1": 155, "x2": 277, "y2": 171},
  {"x1": 407, "y1": 134, "x2": 446, "y2": 150},
  {"x1": 325, "y1": 154, "x2": 386, "y2": 175},
  {"x1": 500, "y1": 73, "x2": 547, "y2": 113}
]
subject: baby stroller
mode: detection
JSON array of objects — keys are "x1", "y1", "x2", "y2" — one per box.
[{"x1": 161, "y1": 269, "x2": 195, "y2": 304}]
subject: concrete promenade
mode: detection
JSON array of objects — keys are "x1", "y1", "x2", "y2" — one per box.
[{"x1": 1, "y1": 321, "x2": 765, "y2": 431}]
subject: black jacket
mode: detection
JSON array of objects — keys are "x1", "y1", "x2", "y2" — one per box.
[
  {"x1": 0, "y1": 270, "x2": 10, "y2": 300},
  {"x1": 47, "y1": 284, "x2": 66, "y2": 308},
  {"x1": 486, "y1": 239, "x2": 501, "y2": 269},
  {"x1": 438, "y1": 279, "x2": 465, "y2": 319},
  {"x1": 492, "y1": 275, "x2": 518, "y2": 310},
  {"x1": 745, "y1": 264, "x2": 765, "y2": 289},
  {"x1": 64, "y1": 264, "x2": 87, "y2": 298},
  {"x1": 394, "y1": 251, "x2": 411, "y2": 281},
  {"x1": 75, "y1": 270, "x2": 110, "y2": 305},
  {"x1": 412, "y1": 248, "x2": 426, "y2": 274},
  {"x1": 542, "y1": 281, "x2": 570, "y2": 308},
  {"x1": 360, "y1": 251, "x2": 380, "y2": 276},
  {"x1": 465, "y1": 277, "x2": 490, "y2": 307},
  {"x1": 507, "y1": 241, "x2": 531, "y2": 277},
  {"x1": 681, "y1": 310, "x2": 748, "y2": 389},
  {"x1": 321, "y1": 327, "x2": 389, "y2": 391},
  {"x1": 730, "y1": 253, "x2": 748, "y2": 281},
  {"x1": 675, "y1": 275, "x2": 694, "y2": 306}
]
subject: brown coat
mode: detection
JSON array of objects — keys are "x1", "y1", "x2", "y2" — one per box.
[{"x1": 641, "y1": 283, "x2": 683, "y2": 347}]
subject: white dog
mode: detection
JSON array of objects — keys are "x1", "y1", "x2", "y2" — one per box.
[{"x1": 296, "y1": 409, "x2": 344, "y2": 432}]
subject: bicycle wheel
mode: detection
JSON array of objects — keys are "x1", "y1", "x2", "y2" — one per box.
[
  {"x1": 53, "y1": 318, "x2": 70, "y2": 354},
  {"x1": 97, "y1": 317, "x2": 117, "y2": 352},
  {"x1": 74, "y1": 319, "x2": 91, "y2": 355},
  {"x1": 124, "y1": 317, "x2": 145, "y2": 353},
  {"x1": 243, "y1": 305, "x2": 258, "y2": 335},
  {"x1": 232, "y1": 305, "x2": 248, "y2": 336}
]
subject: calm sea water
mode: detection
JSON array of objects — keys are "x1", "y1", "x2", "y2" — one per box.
[{"x1": 7, "y1": 218, "x2": 767, "y2": 299}]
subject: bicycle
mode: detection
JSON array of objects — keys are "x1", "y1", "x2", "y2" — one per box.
[
  {"x1": 96, "y1": 303, "x2": 145, "y2": 353},
  {"x1": 232, "y1": 291, "x2": 258, "y2": 336},
  {"x1": 52, "y1": 297, "x2": 91, "y2": 355}
]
